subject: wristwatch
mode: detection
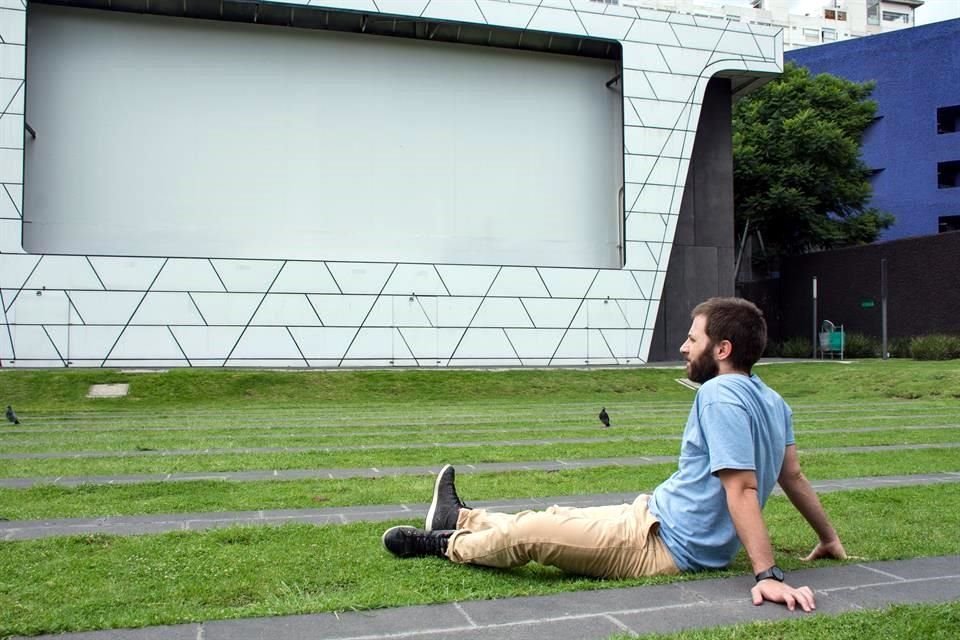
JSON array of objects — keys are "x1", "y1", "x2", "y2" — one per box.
[{"x1": 754, "y1": 565, "x2": 785, "y2": 583}]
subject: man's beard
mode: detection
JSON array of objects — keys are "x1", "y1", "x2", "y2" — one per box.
[{"x1": 687, "y1": 346, "x2": 719, "y2": 384}]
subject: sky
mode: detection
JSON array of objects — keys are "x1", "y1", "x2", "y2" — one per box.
[{"x1": 914, "y1": 0, "x2": 960, "y2": 25}]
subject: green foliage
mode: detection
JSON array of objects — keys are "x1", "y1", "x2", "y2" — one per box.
[
  {"x1": 733, "y1": 63, "x2": 894, "y2": 268},
  {"x1": 779, "y1": 336, "x2": 813, "y2": 358},
  {"x1": 888, "y1": 336, "x2": 913, "y2": 359},
  {"x1": 910, "y1": 334, "x2": 960, "y2": 360},
  {"x1": 842, "y1": 332, "x2": 880, "y2": 358}
]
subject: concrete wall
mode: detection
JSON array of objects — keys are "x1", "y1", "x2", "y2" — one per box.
[{"x1": 648, "y1": 78, "x2": 736, "y2": 361}]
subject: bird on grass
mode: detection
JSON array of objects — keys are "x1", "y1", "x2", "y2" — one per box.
[
  {"x1": 598, "y1": 407, "x2": 610, "y2": 428},
  {"x1": 5, "y1": 405, "x2": 19, "y2": 425}
]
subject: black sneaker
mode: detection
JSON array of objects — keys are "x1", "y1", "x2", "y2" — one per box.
[
  {"x1": 381, "y1": 526, "x2": 453, "y2": 558},
  {"x1": 425, "y1": 464, "x2": 468, "y2": 531}
]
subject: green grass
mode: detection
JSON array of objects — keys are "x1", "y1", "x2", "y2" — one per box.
[
  {"x1": 1, "y1": 484, "x2": 958, "y2": 638},
  {"x1": 1, "y1": 447, "x2": 959, "y2": 521},
  {"x1": 609, "y1": 602, "x2": 960, "y2": 639}
]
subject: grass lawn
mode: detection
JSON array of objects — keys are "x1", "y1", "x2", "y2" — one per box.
[
  {"x1": 0, "y1": 361, "x2": 958, "y2": 637},
  {"x1": 0, "y1": 484, "x2": 958, "y2": 637}
]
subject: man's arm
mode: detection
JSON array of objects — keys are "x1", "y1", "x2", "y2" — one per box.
[
  {"x1": 777, "y1": 444, "x2": 847, "y2": 561},
  {"x1": 718, "y1": 468, "x2": 817, "y2": 612}
]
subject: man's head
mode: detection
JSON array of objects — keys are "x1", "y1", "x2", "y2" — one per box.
[{"x1": 680, "y1": 297, "x2": 767, "y2": 383}]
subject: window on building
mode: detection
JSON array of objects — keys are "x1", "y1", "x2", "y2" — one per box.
[
  {"x1": 867, "y1": 0, "x2": 880, "y2": 25},
  {"x1": 882, "y1": 11, "x2": 910, "y2": 24},
  {"x1": 938, "y1": 161, "x2": 960, "y2": 189},
  {"x1": 938, "y1": 106, "x2": 960, "y2": 134},
  {"x1": 940, "y1": 216, "x2": 960, "y2": 233},
  {"x1": 824, "y1": 9, "x2": 847, "y2": 21},
  {"x1": 822, "y1": 28, "x2": 838, "y2": 41},
  {"x1": 803, "y1": 27, "x2": 820, "y2": 42}
]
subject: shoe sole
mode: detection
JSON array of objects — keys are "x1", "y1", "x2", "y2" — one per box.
[
  {"x1": 424, "y1": 464, "x2": 452, "y2": 531},
  {"x1": 382, "y1": 525, "x2": 416, "y2": 553}
]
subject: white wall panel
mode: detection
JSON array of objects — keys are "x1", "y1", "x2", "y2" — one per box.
[{"x1": 1, "y1": 0, "x2": 782, "y2": 368}]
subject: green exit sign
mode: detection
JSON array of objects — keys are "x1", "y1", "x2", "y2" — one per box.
[{"x1": 860, "y1": 299, "x2": 876, "y2": 309}]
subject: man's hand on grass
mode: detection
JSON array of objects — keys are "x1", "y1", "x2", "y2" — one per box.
[{"x1": 803, "y1": 538, "x2": 847, "y2": 562}]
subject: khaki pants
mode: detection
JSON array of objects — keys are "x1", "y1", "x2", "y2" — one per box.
[{"x1": 446, "y1": 494, "x2": 680, "y2": 579}]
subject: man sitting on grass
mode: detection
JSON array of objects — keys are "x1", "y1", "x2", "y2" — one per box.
[{"x1": 382, "y1": 297, "x2": 847, "y2": 612}]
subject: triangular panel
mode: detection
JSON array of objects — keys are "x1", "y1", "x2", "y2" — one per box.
[
  {"x1": 382, "y1": 264, "x2": 449, "y2": 296},
  {"x1": 450, "y1": 328, "x2": 517, "y2": 360},
  {"x1": 152, "y1": 259, "x2": 227, "y2": 292},
  {"x1": 169, "y1": 326, "x2": 245, "y2": 361},
  {"x1": 46, "y1": 325, "x2": 124, "y2": 362},
  {"x1": 289, "y1": 326, "x2": 362, "y2": 360},
  {"x1": 585, "y1": 270, "x2": 645, "y2": 300},
  {"x1": 228, "y1": 327, "x2": 304, "y2": 360},
  {"x1": 270, "y1": 261, "x2": 341, "y2": 294},
  {"x1": 250, "y1": 294, "x2": 324, "y2": 327},
  {"x1": 435, "y1": 298, "x2": 483, "y2": 328},
  {"x1": 106, "y1": 326, "x2": 184, "y2": 361},
  {"x1": 527, "y1": 6, "x2": 586, "y2": 36},
  {"x1": 343, "y1": 327, "x2": 412, "y2": 361},
  {"x1": 365, "y1": 296, "x2": 434, "y2": 328},
  {"x1": 552, "y1": 328, "x2": 589, "y2": 361},
  {"x1": 434, "y1": 265, "x2": 500, "y2": 296},
  {"x1": 471, "y1": 298, "x2": 533, "y2": 328},
  {"x1": 9, "y1": 325, "x2": 62, "y2": 362},
  {"x1": 519, "y1": 298, "x2": 582, "y2": 329},
  {"x1": 210, "y1": 259, "x2": 284, "y2": 292},
  {"x1": 87, "y1": 257, "x2": 165, "y2": 291},
  {"x1": 577, "y1": 11, "x2": 633, "y2": 40},
  {"x1": 537, "y1": 268, "x2": 597, "y2": 300},
  {"x1": 130, "y1": 292, "x2": 205, "y2": 326},
  {"x1": 398, "y1": 328, "x2": 464, "y2": 363},
  {"x1": 68, "y1": 291, "x2": 145, "y2": 326},
  {"x1": 191, "y1": 292, "x2": 263, "y2": 326},
  {"x1": 503, "y1": 328, "x2": 566, "y2": 360},
  {"x1": 308, "y1": 294, "x2": 376, "y2": 327},
  {"x1": 23, "y1": 256, "x2": 104, "y2": 291},
  {"x1": 487, "y1": 267, "x2": 550, "y2": 298},
  {"x1": 326, "y1": 262, "x2": 396, "y2": 295},
  {"x1": 0, "y1": 254, "x2": 41, "y2": 294}
]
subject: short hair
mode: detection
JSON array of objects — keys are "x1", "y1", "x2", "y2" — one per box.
[{"x1": 691, "y1": 297, "x2": 767, "y2": 373}]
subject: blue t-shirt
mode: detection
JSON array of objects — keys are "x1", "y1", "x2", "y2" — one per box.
[{"x1": 649, "y1": 373, "x2": 794, "y2": 572}]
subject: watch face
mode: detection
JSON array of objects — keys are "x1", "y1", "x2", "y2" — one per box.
[{"x1": 772, "y1": 566, "x2": 785, "y2": 581}]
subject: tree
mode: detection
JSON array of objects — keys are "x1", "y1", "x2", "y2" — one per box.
[{"x1": 733, "y1": 62, "x2": 894, "y2": 272}]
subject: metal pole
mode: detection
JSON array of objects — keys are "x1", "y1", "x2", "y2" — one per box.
[
  {"x1": 881, "y1": 258, "x2": 888, "y2": 360},
  {"x1": 812, "y1": 276, "x2": 818, "y2": 359}
]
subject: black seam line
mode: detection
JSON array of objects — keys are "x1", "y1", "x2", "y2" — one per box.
[
  {"x1": 394, "y1": 327, "x2": 419, "y2": 366},
  {"x1": 446, "y1": 265, "x2": 501, "y2": 366},
  {"x1": 433, "y1": 265, "x2": 452, "y2": 296},
  {"x1": 534, "y1": 267, "x2": 553, "y2": 298},
  {"x1": 84, "y1": 257, "x2": 107, "y2": 290},
  {"x1": 63, "y1": 291, "x2": 86, "y2": 325},
  {"x1": 100, "y1": 258, "x2": 168, "y2": 366},
  {"x1": 419, "y1": 0, "x2": 431, "y2": 18},
  {"x1": 304, "y1": 294, "x2": 324, "y2": 327},
  {"x1": 370, "y1": 0, "x2": 380, "y2": 13},
  {"x1": 549, "y1": 269, "x2": 599, "y2": 366},
  {"x1": 625, "y1": 123, "x2": 697, "y2": 134},
  {"x1": 0, "y1": 286, "x2": 13, "y2": 359},
  {"x1": 186, "y1": 292, "x2": 208, "y2": 326},
  {"x1": 413, "y1": 296, "x2": 434, "y2": 327},
  {"x1": 517, "y1": 298, "x2": 536, "y2": 328},
  {"x1": 639, "y1": 70, "x2": 659, "y2": 100},
  {"x1": 207, "y1": 259, "x2": 228, "y2": 292},
  {"x1": 524, "y1": 0, "x2": 542, "y2": 30},
  {"x1": 630, "y1": 270, "x2": 650, "y2": 301},
  {"x1": 0, "y1": 146, "x2": 23, "y2": 151},
  {"x1": 644, "y1": 242, "x2": 659, "y2": 265},
  {"x1": 572, "y1": 5, "x2": 589, "y2": 36},
  {"x1": 614, "y1": 298, "x2": 633, "y2": 328},
  {"x1": 597, "y1": 328, "x2": 619, "y2": 364},
  {"x1": 2, "y1": 321, "x2": 653, "y2": 330},
  {"x1": 655, "y1": 43, "x2": 674, "y2": 74},
  {"x1": 474, "y1": 0, "x2": 487, "y2": 25},
  {"x1": 2, "y1": 183, "x2": 21, "y2": 217},
  {"x1": 624, "y1": 150, "x2": 686, "y2": 161},
  {"x1": 223, "y1": 260, "x2": 287, "y2": 366},
  {"x1": 625, "y1": 97, "x2": 645, "y2": 127},
  {"x1": 337, "y1": 263, "x2": 398, "y2": 367},
  {"x1": 286, "y1": 326, "x2": 310, "y2": 367},
  {"x1": 501, "y1": 327, "x2": 523, "y2": 365},
  {"x1": 40, "y1": 324, "x2": 65, "y2": 365},
  {"x1": 323, "y1": 262, "x2": 344, "y2": 294},
  {"x1": 166, "y1": 325, "x2": 192, "y2": 367},
  {"x1": 3, "y1": 253, "x2": 39, "y2": 313}
]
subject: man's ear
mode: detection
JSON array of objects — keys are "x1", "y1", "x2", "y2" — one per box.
[{"x1": 713, "y1": 339, "x2": 734, "y2": 362}]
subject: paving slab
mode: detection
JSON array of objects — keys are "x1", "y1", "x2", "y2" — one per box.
[
  {"x1": 3, "y1": 474, "x2": 959, "y2": 540},
  {"x1": 12, "y1": 556, "x2": 959, "y2": 640}
]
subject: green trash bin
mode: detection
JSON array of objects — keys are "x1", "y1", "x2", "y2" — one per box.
[{"x1": 818, "y1": 321, "x2": 845, "y2": 359}]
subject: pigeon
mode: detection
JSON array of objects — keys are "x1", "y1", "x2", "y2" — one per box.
[
  {"x1": 598, "y1": 407, "x2": 610, "y2": 428},
  {"x1": 5, "y1": 405, "x2": 19, "y2": 425}
]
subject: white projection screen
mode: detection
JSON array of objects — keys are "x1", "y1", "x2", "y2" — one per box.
[{"x1": 23, "y1": 5, "x2": 624, "y2": 269}]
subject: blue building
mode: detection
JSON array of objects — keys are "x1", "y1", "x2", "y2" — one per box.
[{"x1": 787, "y1": 18, "x2": 960, "y2": 241}]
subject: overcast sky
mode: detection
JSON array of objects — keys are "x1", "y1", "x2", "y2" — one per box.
[{"x1": 914, "y1": 0, "x2": 960, "y2": 25}]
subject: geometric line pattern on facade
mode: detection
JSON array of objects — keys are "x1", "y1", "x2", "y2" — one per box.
[{"x1": 0, "y1": 0, "x2": 782, "y2": 368}]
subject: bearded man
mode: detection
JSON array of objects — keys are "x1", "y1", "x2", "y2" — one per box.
[{"x1": 383, "y1": 297, "x2": 847, "y2": 612}]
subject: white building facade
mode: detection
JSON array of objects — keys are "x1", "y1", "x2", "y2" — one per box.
[{"x1": 0, "y1": 0, "x2": 782, "y2": 368}]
